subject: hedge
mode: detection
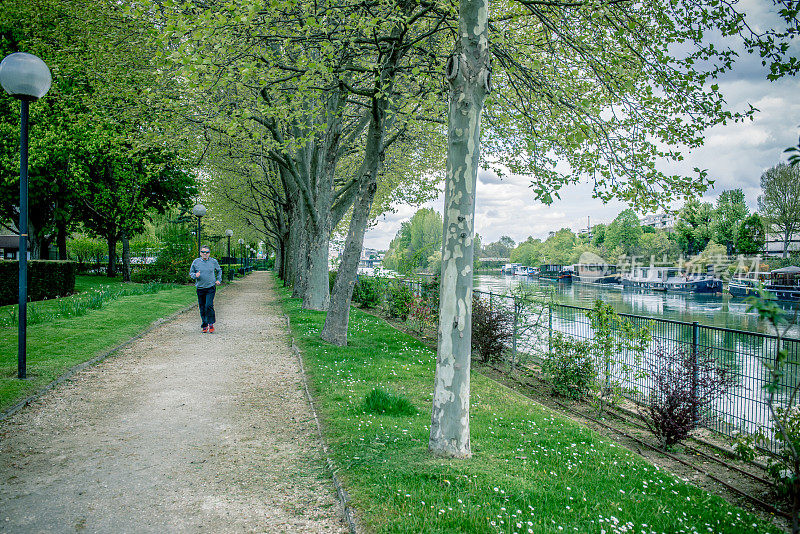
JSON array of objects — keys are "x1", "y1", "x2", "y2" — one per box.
[{"x1": 0, "y1": 260, "x2": 77, "y2": 305}]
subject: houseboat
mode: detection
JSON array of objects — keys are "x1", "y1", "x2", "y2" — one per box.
[
  {"x1": 621, "y1": 266, "x2": 675, "y2": 290},
  {"x1": 539, "y1": 264, "x2": 573, "y2": 281},
  {"x1": 663, "y1": 272, "x2": 724, "y2": 294},
  {"x1": 502, "y1": 263, "x2": 521, "y2": 275},
  {"x1": 728, "y1": 266, "x2": 800, "y2": 302},
  {"x1": 623, "y1": 266, "x2": 722, "y2": 294},
  {"x1": 766, "y1": 265, "x2": 800, "y2": 302},
  {"x1": 573, "y1": 263, "x2": 620, "y2": 284},
  {"x1": 728, "y1": 273, "x2": 769, "y2": 298},
  {"x1": 514, "y1": 265, "x2": 535, "y2": 276}
]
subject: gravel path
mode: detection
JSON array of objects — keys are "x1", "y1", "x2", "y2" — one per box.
[{"x1": 0, "y1": 272, "x2": 347, "y2": 534}]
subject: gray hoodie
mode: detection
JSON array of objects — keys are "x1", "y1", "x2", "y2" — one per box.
[{"x1": 189, "y1": 257, "x2": 222, "y2": 288}]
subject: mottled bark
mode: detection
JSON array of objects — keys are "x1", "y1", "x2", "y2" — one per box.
[{"x1": 429, "y1": 0, "x2": 490, "y2": 459}]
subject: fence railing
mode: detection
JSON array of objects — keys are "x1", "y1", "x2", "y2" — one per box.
[
  {"x1": 475, "y1": 288, "x2": 800, "y2": 452},
  {"x1": 390, "y1": 275, "x2": 800, "y2": 451}
]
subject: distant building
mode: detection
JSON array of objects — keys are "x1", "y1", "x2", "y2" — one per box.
[
  {"x1": 765, "y1": 232, "x2": 800, "y2": 257},
  {"x1": 639, "y1": 213, "x2": 676, "y2": 231},
  {"x1": 0, "y1": 234, "x2": 19, "y2": 259},
  {"x1": 360, "y1": 248, "x2": 383, "y2": 269}
]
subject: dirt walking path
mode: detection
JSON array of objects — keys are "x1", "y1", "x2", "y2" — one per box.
[{"x1": 0, "y1": 272, "x2": 347, "y2": 533}]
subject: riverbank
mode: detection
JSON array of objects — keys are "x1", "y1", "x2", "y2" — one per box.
[{"x1": 280, "y1": 279, "x2": 783, "y2": 533}]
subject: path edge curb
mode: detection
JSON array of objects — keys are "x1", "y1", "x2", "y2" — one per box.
[
  {"x1": 285, "y1": 314, "x2": 360, "y2": 534},
  {"x1": 0, "y1": 302, "x2": 196, "y2": 423}
]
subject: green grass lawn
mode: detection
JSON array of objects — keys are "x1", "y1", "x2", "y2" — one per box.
[
  {"x1": 73, "y1": 273, "x2": 126, "y2": 293},
  {"x1": 0, "y1": 276, "x2": 195, "y2": 412},
  {"x1": 278, "y1": 282, "x2": 782, "y2": 533}
]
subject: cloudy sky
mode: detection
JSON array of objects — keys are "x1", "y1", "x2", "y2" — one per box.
[{"x1": 363, "y1": 2, "x2": 800, "y2": 251}]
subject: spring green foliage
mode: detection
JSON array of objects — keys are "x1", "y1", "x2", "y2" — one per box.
[
  {"x1": 0, "y1": 281, "x2": 178, "y2": 327},
  {"x1": 758, "y1": 164, "x2": 800, "y2": 259},
  {"x1": 587, "y1": 300, "x2": 650, "y2": 413},
  {"x1": 736, "y1": 213, "x2": 767, "y2": 256},
  {"x1": 278, "y1": 278, "x2": 780, "y2": 533},
  {"x1": 604, "y1": 210, "x2": 643, "y2": 258},
  {"x1": 543, "y1": 332, "x2": 596, "y2": 401},
  {"x1": 713, "y1": 189, "x2": 749, "y2": 256},
  {"x1": 387, "y1": 282, "x2": 414, "y2": 321},
  {"x1": 382, "y1": 209, "x2": 443, "y2": 274},
  {"x1": 352, "y1": 276, "x2": 386, "y2": 309}
]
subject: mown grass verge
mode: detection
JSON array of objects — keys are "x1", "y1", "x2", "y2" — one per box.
[
  {"x1": 0, "y1": 278, "x2": 196, "y2": 412},
  {"x1": 278, "y1": 283, "x2": 781, "y2": 534}
]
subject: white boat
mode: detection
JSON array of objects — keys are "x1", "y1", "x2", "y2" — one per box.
[{"x1": 514, "y1": 265, "x2": 532, "y2": 276}]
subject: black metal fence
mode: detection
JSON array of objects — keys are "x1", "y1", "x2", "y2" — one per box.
[{"x1": 473, "y1": 288, "x2": 800, "y2": 452}]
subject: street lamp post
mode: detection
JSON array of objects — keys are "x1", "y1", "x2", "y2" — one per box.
[
  {"x1": 225, "y1": 229, "x2": 233, "y2": 264},
  {"x1": 238, "y1": 239, "x2": 244, "y2": 273},
  {"x1": 0, "y1": 52, "x2": 52, "y2": 380},
  {"x1": 192, "y1": 204, "x2": 206, "y2": 257}
]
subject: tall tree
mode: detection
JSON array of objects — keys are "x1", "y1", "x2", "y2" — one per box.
[
  {"x1": 604, "y1": 209, "x2": 643, "y2": 260},
  {"x1": 674, "y1": 199, "x2": 714, "y2": 256},
  {"x1": 713, "y1": 189, "x2": 748, "y2": 256},
  {"x1": 736, "y1": 213, "x2": 766, "y2": 256},
  {"x1": 758, "y1": 163, "x2": 800, "y2": 259},
  {"x1": 429, "y1": 0, "x2": 490, "y2": 459},
  {"x1": 75, "y1": 139, "x2": 195, "y2": 278}
]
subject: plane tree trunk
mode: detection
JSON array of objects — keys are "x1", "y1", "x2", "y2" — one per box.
[{"x1": 428, "y1": 0, "x2": 490, "y2": 459}]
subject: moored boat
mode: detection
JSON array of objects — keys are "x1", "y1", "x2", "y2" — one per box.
[
  {"x1": 539, "y1": 264, "x2": 572, "y2": 281},
  {"x1": 622, "y1": 266, "x2": 722, "y2": 293},
  {"x1": 573, "y1": 263, "x2": 619, "y2": 284},
  {"x1": 728, "y1": 274, "x2": 768, "y2": 298},
  {"x1": 765, "y1": 266, "x2": 800, "y2": 302}
]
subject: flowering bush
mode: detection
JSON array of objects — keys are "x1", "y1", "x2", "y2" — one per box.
[{"x1": 408, "y1": 297, "x2": 437, "y2": 336}]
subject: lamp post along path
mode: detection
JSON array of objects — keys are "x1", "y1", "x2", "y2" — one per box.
[
  {"x1": 192, "y1": 204, "x2": 206, "y2": 257},
  {"x1": 0, "y1": 52, "x2": 52, "y2": 380}
]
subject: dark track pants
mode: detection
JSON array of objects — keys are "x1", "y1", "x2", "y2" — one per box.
[{"x1": 196, "y1": 286, "x2": 216, "y2": 327}]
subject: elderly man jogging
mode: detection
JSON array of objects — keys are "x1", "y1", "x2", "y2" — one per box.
[{"x1": 189, "y1": 246, "x2": 222, "y2": 333}]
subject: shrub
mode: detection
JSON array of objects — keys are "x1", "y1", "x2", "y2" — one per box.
[
  {"x1": 471, "y1": 296, "x2": 512, "y2": 363},
  {"x1": 639, "y1": 342, "x2": 735, "y2": 449},
  {"x1": 362, "y1": 388, "x2": 417, "y2": 416},
  {"x1": 408, "y1": 297, "x2": 437, "y2": 336},
  {"x1": 543, "y1": 332, "x2": 596, "y2": 400},
  {"x1": 352, "y1": 275, "x2": 384, "y2": 308},
  {"x1": 0, "y1": 260, "x2": 77, "y2": 305},
  {"x1": 387, "y1": 282, "x2": 414, "y2": 320}
]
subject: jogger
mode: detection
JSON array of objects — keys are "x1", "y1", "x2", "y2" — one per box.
[{"x1": 189, "y1": 246, "x2": 222, "y2": 332}]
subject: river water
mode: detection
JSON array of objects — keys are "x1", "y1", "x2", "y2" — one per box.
[
  {"x1": 475, "y1": 273, "x2": 800, "y2": 340},
  {"x1": 474, "y1": 273, "x2": 800, "y2": 436}
]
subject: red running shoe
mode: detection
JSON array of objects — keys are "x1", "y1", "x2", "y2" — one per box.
[
  {"x1": 208, "y1": 324, "x2": 215, "y2": 333},
  {"x1": 202, "y1": 326, "x2": 208, "y2": 333}
]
